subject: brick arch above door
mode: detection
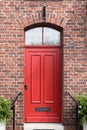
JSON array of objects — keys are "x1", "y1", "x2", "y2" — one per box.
[{"x1": 18, "y1": 12, "x2": 66, "y2": 29}]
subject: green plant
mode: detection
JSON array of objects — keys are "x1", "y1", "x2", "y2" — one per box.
[
  {"x1": 76, "y1": 93, "x2": 87, "y2": 124},
  {"x1": 0, "y1": 97, "x2": 12, "y2": 123}
]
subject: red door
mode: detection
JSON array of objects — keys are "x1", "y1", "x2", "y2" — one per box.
[{"x1": 24, "y1": 47, "x2": 62, "y2": 122}]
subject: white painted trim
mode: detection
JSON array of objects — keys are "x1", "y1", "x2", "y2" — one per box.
[
  {"x1": 83, "y1": 123, "x2": 87, "y2": 130},
  {"x1": 0, "y1": 123, "x2": 6, "y2": 130}
]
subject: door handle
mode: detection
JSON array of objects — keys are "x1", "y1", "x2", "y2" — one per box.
[{"x1": 24, "y1": 84, "x2": 28, "y2": 90}]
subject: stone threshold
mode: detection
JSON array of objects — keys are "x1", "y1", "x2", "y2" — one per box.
[{"x1": 24, "y1": 123, "x2": 64, "y2": 130}]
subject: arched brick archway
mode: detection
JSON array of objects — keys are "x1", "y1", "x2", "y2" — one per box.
[{"x1": 18, "y1": 12, "x2": 66, "y2": 29}]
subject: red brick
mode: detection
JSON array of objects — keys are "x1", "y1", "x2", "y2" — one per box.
[{"x1": 0, "y1": 0, "x2": 86, "y2": 130}]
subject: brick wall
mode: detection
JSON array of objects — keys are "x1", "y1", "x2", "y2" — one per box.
[{"x1": 0, "y1": 0, "x2": 87, "y2": 130}]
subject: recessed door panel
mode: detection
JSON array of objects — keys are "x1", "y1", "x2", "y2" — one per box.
[
  {"x1": 31, "y1": 55, "x2": 41, "y2": 103},
  {"x1": 43, "y1": 55, "x2": 55, "y2": 104}
]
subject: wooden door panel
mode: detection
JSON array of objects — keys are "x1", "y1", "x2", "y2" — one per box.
[{"x1": 24, "y1": 47, "x2": 62, "y2": 122}]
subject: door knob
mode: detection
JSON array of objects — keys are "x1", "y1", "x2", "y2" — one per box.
[{"x1": 24, "y1": 84, "x2": 28, "y2": 90}]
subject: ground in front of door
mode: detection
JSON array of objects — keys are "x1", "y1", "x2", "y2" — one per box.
[{"x1": 24, "y1": 123, "x2": 64, "y2": 130}]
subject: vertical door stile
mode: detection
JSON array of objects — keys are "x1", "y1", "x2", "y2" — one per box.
[{"x1": 41, "y1": 53, "x2": 43, "y2": 104}]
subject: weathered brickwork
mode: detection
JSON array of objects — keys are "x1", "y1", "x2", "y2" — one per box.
[{"x1": 0, "y1": 0, "x2": 87, "y2": 130}]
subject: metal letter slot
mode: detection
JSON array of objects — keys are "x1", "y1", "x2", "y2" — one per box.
[{"x1": 35, "y1": 107, "x2": 51, "y2": 112}]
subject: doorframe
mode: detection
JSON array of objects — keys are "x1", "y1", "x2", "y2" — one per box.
[{"x1": 24, "y1": 22, "x2": 63, "y2": 122}]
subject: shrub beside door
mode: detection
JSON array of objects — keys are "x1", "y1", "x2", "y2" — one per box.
[
  {"x1": 76, "y1": 94, "x2": 87, "y2": 130},
  {"x1": 0, "y1": 97, "x2": 12, "y2": 130}
]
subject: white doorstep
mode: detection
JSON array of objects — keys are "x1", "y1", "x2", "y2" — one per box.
[{"x1": 24, "y1": 123, "x2": 64, "y2": 130}]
